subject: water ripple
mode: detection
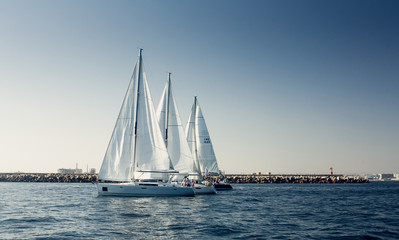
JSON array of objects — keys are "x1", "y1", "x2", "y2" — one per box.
[{"x1": 1, "y1": 182, "x2": 399, "y2": 239}]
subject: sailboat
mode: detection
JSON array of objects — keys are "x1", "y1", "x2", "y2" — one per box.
[
  {"x1": 96, "y1": 49, "x2": 195, "y2": 196},
  {"x1": 186, "y1": 97, "x2": 233, "y2": 191},
  {"x1": 156, "y1": 74, "x2": 216, "y2": 194}
]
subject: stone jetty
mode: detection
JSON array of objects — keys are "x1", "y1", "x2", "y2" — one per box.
[
  {"x1": 221, "y1": 174, "x2": 368, "y2": 184},
  {"x1": 0, "y1": 173, "x2": 98, "y2": 183},
  {"x1": 0, "y1": 173, "x2": 368, "y2": 183}
]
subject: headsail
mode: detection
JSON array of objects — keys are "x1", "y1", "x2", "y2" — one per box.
[
  {"x1": 185, "y1": 97, "x2": 220, "y2": 176},
  {"x1": 98, "y1": 61, "x2": 137, "y2": 181},
  {"x1": 99, "y1": 49, "x2": 171, "y2": 182},
  {"x1": 156, "y1": 74, "x2": 198, "y2": 176},
  {"x1": 186, "y1": 97, "x2": 201, "y2": 175}
]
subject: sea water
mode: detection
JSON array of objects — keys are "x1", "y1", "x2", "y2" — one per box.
[{"x1": 0, "y1": 181, "x2": 398, "y2": 239}]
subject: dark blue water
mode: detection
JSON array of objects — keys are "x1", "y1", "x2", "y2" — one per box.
[{"x1": 1, "y1": 182, "x2": 398, "y2": 239}]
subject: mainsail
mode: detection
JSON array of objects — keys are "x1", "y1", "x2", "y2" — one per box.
[
  {"x1": 185, "y1": 97, "x2": 220, "y2": 176},
  {"x1": 98, "y1": 49, "x2": 171, "y2": 181},
  {"x1": 156, "y1": 73, "x2": 198, "y2": 176}
]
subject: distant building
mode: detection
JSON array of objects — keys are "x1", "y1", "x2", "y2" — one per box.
[
  {"x1": 58, "y1": 168, "x2": 83, "y2": 174},
  {"x1": 378, "y1": 173, "x2": 394, "y2": 180},
  {"x1": 58, "y1": 163, "x2": 84, "y2": 174},
  {"x1": 89, "y1": 168, "x2": 96, "y2": 174}
]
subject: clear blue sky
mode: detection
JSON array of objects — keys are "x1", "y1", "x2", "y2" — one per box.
[{"x1": 1, "y1": 0, "x2": 398, "y2": 174}]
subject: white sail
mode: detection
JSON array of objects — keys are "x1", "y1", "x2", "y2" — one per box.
[
  {"x1": 185, "y1": 99, "x2": 201, "y2": 175},
  {"x1": 98, "y1": 62, "x2": 137, "y2": 181},
  {"x1": 195, "y1": 104, "x2": 219, "y2": 174},
  {"x1": 185, "y1": 97, "x2": 219, "y2": 176},
  {"x1": 99, "y1": 50, "x2": 171, "y2": 182},
  {"x1": 156, "y1": 74, "x2": 198, "y2": 175}
]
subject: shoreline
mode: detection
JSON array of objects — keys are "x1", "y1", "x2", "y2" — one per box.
[
  {"x1": 0, "y1": 173, "x2": 368, "y2": 183},
  {"x1": 222, "y1": 174, "x2": 369, "y2": 184}
]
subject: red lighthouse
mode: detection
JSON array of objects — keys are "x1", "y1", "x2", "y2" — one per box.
[{"x1": 330, "y1": 167, "x2": 333, "y2": 175}]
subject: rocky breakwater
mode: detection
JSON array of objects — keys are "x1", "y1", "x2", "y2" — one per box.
[
  {"x1": 224, "y1": 174, "x2": 369, "y2": 184},
  {"x1": 0, "y1": 173, "x2": 98, "y2": 183}
]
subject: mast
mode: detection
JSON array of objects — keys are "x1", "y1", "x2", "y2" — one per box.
[
  {"x1": 165, "y1": 73, "x2": 172, "y2": 147},
  {"x1": 193, "y1": 96, "x2": 202, "y2": 177},
  {"x1": 132, "y1": 48, "x2": 143, "y2": 175}
]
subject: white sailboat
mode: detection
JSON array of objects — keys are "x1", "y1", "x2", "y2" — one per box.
[
  {"x1": 96, "y1": 49, "x2": 195, "y2": 196},
  {"x1": 156, "y1": 74, "x2": 216, "y2": 194},
  {"x1": 186, "y1": 97, "x2": 232, "y2": 190}
]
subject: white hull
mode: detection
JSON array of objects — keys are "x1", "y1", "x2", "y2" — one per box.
[
  {"x1": 192, "y1": 183, "x2": 217, "y2": 194},
  {"x1": 96, "y1": 182, "x2": 195, "y2": 197}
]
